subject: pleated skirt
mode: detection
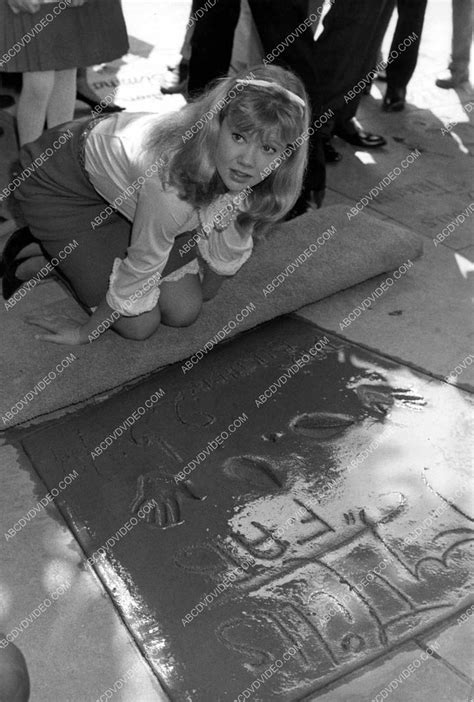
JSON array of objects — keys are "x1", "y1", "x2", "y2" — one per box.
[{"x1": 0, "y1": 0, "x2": 129, "y2": 72}]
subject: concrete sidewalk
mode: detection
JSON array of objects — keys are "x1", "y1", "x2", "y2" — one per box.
[{"x1": 0, "y1": 1, "x2": 473, "y2": 700}]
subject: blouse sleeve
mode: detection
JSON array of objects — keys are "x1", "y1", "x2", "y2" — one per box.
[{"x1": 106, "y1": 178, "x2": 196, "y2": 316}]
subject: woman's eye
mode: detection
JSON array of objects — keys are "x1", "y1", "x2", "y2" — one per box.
[
  {"x1": 232, "y1": 133, "x2": 245, "y2": 143},
  {"x1": 262, "y1": 144, "x2": 277, "y2": 154}
]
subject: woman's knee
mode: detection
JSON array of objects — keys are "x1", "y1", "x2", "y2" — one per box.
[
  {"x1": 159, "y1": 274, "x2": 203, "y2": 327},
  {"x1": 114, "y1": 307, "x2": 162, "y2": 340},
  {"x1": 162, "y1": 297, "x2": 202, "y2": 327},
  {"x1": 22, "y1": 71, "x2": 55, "y2": 99}
]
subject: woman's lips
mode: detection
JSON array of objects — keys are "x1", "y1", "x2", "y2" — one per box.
[{"x1": 230, "y1": 168, "x2": 252, "y2": 181}]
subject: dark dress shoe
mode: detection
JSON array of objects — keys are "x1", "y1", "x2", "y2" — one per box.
[
  {"x1": 0, "y1": 94, "x2": 14, "y2": 109},
  {"x1": 323, "y1": 138, "x2": 342, "y2": 163},
  {"x1": 2, "y1": 260, "x2": 24, "y2": 301},
  {"x1": 0, "y1": 637, "x2": 30, "y2": 702},
  {"x1": 0, "y1": 226, "x2": 36, "y2": 277},
  {"x1": 383, "y1": 86, "x2": 406, "y2": 112},
  {"x1": 76, "y1": 91, "x2": 124, "y2": 113},
  {"x1": 335, "y1": 127, "x2": 387, "y2": 148}
]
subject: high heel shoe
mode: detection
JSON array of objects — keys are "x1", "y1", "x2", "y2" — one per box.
[
  {"x1": 0, "y1": 226, "x2": 35, "y2": 277},
  {"x1": 76, "y1": 91, "x2": 124, "y2": 113}
]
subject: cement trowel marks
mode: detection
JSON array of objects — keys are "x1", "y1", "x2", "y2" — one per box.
[{"x1": 18, "y1": 318, "x2": 473, "y2": 701}]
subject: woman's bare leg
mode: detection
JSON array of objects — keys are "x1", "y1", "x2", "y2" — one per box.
[
  {"x1": 47, "y1": 68, "x2": 77, "y2": 128},
  {"x1": 17, "y1": 71, "x2": 55, "y2": 146}
]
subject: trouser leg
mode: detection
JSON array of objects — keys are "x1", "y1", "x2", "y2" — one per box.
[
  {"x1": 385, "y1": 0, "x2": 428, "y2": 89},
  {"x1": 449, "y1": 0, "x2": 473, "y2": 78},
  {"x1": 187, "y1": 0, "x2": 241, "y2": 96}
]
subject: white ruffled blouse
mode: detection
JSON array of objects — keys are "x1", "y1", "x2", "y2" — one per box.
[{"x1": 84, "y1": 112, "x2": 253, "y2": 316}]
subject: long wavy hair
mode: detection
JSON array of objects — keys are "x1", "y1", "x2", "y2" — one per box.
[{"x1": 145, "y1": 64, "x2": 311, "y2": 237}]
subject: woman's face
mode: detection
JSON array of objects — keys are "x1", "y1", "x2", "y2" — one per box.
[{"x1": 215, "y1": 117, "x2": 285, "y2": 192}]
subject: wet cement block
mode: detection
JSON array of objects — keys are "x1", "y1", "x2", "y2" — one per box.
[{"x1": 18, "y1": 318, "x2": 473, "y2": 701}]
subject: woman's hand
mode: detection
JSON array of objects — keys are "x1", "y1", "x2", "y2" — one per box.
[
  {"x1": 8, "y1": 0, "x2": 41, "y2": 14},
  {"x1": 25, "y1": 312, "x2": 89, "y2": 345}
]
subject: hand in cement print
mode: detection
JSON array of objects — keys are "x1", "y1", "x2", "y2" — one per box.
[{"x1": 130, "y1": 472, "x2": 205, "y2": 528}]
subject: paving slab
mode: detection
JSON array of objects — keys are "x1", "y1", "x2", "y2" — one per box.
[
  {"x1": 14, "y1": 318, "x2": 474, "y2": 701},
  {"x1": 419, "y1": 605, "x2": 474, "y2": 682},
  {"x1": 0, "y1": 443, "x2": 168, "y2": 702},
  {"x1": 296, "y1": 240, "x2": 474, "y2": 390},
  {"x1": 313, "y1": 638, "x2": 473, "y2": 702}
]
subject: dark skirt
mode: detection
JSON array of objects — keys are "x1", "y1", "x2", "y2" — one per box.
[
  {"x1": 0, "y1": 0, "x2": 129, "y2": 73},
  {"x1": 14, "y1": 117, "x2": 197, "y2": 308}
]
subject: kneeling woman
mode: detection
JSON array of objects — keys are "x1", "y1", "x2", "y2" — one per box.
[{"x1": 1, "y1": 65, "x2": 309, "y2": 345}]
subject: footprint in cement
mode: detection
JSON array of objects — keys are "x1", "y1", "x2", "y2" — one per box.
[
  {"x1": 130, "y1": 471, "x2": 206, "y2": 529},
  {"x1": 390, "y1": 387, "x2": 427, "y2": 410},
  {"x1": 290, "y1": 411, "x2": 356, "y2": 441},
  {"x1": 223, "y1": 456, "x2": 283, "y2": 491},
  {"x1": 355, "y1": 385, "x2": 395, "y2": 416}
]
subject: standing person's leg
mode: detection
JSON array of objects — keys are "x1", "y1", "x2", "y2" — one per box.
[
  {"x1": 316, "y1": 0, "x2": 394, "y2": 113},
  {"x1": 230, "y1": 0, "x2": 264, "y2": 74},
  {"x1": 249, "y1": 0, "x2": 326, "y2": 207},
  {"x1": 187, "y1": 0, "x2": 241, "y2": 96},
  {"x1": 384, "y1": 0, "x2": 428, "y2": 110},
  {"x1": 450, "y1": 0, "x2": 473, "y2": 79},
  {"x1": 16, "y1": 71, "x2": 55, "y2": 146},
  {"x1": 321, "y1": 0, "x2": 393, "y2": 146},
  {"x1": 47, "y1": 69, "x2": 77, "y2": 128},
  {"x1": 437, "y1": 0, "x2": 473, "y2": 87},
  {"x1": 160, "y1": 14, "x2": 195, "y2": 94}
]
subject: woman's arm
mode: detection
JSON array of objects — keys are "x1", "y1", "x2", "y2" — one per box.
[
  {"x1": 29, "y1": 296, "x2": 162, "y2": 345},
  {"x1": 199, "y1": 258, "x2": 229, "y2": 301}
]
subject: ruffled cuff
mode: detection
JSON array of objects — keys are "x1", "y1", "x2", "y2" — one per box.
[{"x1": 106, "y1": 257, "x2": 161, "y2": 317}]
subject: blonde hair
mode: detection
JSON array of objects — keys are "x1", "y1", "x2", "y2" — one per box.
[{"x1": 146, "y1": 64, "x2": 310, "y2": 237}]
